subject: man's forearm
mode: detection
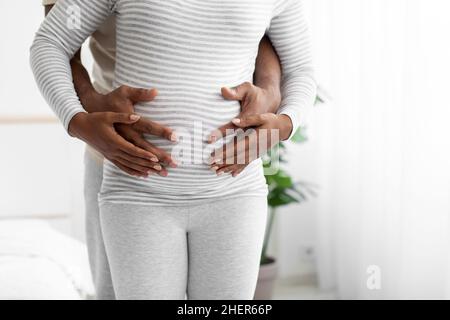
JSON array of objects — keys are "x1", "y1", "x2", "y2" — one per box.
[
  {"x1": 45, "y1": 5, "x2": 100, "y2": 113},
  {"x1": 70, "y1": 53, "x2": 104, "y2": 112},
  {"x1": 254, "y1": 36, "x2": 282, "y2": 113}
]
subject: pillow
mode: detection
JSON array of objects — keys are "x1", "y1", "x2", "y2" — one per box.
[{"x1": 0, "y1": 220, "x2": 94, "y2": 300}]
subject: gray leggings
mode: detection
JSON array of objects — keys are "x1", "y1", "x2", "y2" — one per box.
[{"x1": 84, "y1": 150, "x2": 268, "y2": 300}]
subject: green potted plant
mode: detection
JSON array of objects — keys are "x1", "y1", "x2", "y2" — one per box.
[{"x1": 254, "y1": 93, "x2": 325, "y2": 300}]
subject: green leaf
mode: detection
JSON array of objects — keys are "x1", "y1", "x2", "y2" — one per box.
[
  {"x1": 268, "y1": 189, "x2": 301, "y2": 207},
  {"x1": 290, "y1": 127, "x2": 308, "y2": 143},
  {"x1": 273, "y1": 174, "x2": 293, "y2": 188},
  {"x1": 315, "y1": 95, "x2": 324, "y2": 105}
]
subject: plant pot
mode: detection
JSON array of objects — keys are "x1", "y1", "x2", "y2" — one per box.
[{"x1": 254, "y1": 257, "x2": 278, "y2": 300}]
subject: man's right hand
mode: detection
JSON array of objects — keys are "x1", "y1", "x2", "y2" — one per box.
[{"x1": 69, "y1": 86, "x2": 177, "y2": 178}]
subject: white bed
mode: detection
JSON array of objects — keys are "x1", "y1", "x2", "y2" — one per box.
[
  {"x1": 0, "y1": 117, "x2": 93, "y2": 299},
  {"x1": 0, "y1": 219, "x2": 94, "y2": 300}
]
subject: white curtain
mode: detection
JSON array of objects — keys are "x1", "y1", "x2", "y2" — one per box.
[{"x1": 308, "y1": 0, "x2": 450, "y2": 299}]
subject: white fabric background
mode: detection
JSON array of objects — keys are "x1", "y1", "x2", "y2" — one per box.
[{"x1": 307, "y1": 0, "x2": 450, "y2": 299}]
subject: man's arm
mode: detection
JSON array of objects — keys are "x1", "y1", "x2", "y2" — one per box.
[
  {"x1": 43, "y1": 4, "x2": 176, "y2": 177},
  {"x1": 253, "y1": 36, "x2": 282, "y2": 113}
]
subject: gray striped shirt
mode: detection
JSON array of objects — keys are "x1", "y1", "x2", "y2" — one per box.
[{"x1": 31, "y1": 0, "x2": 316, "y2": 205}]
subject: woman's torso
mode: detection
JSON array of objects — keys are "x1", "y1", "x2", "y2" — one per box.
[{"x1": 100, "y1": 0, "x2": 276, "y2": 205}]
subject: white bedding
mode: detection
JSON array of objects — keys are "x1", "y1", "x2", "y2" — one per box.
[{"x1": 0, "y1": 220, "x2": 94, "y2": 300}]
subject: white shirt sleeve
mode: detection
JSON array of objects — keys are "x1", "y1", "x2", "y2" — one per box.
[
  {"x1": 30, "y1": 0, "x2": 116, "y2": 132},
  {"x1": 267, "y1": 0, "x2": 317, "y2": 140}
]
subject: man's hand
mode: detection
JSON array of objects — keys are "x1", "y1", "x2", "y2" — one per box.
[
  {"x1": 207, "y1": 82, "x2": 283, "y2": 177},
  {"x1": 79, "y1": 85, "x2": 178, "y2": 176},
  {"x1": 209, "y1": 114, "x2": 292, "y2": 177},
  {"x1": 207, "y1": 36, "x2": 283, "y2": 177},
  {"x1": 69, "y1": 112, "x2": 175, "y2": 177},
  {"x1": 208, "y1": 82, "x2": 281, "y2": 143},
  {"x1": 82, "y1": 85, "x2": 157, "y2": 114}
]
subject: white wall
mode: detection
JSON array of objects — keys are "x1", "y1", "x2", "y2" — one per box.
[
  {"x1": 0, "y1": 3, "x2": 53, "y2": 116},
  {"x1": 0, "y1": 2, "x2": 91, "y2": 241},
  {"x1": 275, "y1": 0, "x2": 450, "y2": 299}
]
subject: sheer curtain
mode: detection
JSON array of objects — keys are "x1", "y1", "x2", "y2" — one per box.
[{"x1": 308, "y1": 0, "x2": 450, "y2": 299}]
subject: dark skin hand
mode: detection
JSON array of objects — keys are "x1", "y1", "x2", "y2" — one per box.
[
  {"x1": 69, "y1": 87, "x2": 178, "y2": 178},
  {"x1": 210, "y1": 114, "x2": 292, "y2": 176},
  {"x1": 209, "y1": 38, "x2": 282, "y2": 142},
  {"x1": 209, "y1": 37, "x2": 288, "y2": 177}
]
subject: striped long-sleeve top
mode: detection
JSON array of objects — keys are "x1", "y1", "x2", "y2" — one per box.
[{"x1": 30, "y1": 0, "x2": 317, "y2": 205}]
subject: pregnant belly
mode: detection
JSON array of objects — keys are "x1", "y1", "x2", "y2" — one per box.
[
  {"x1": 131, "y1": 90, "x2": 241, "y2": 169},
  {"x1": 99, "y1": 92, "x2": 266, "y2": 199},
  {"x1": 133, "y1": 90, "x2": 241, "y2": 134}
]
